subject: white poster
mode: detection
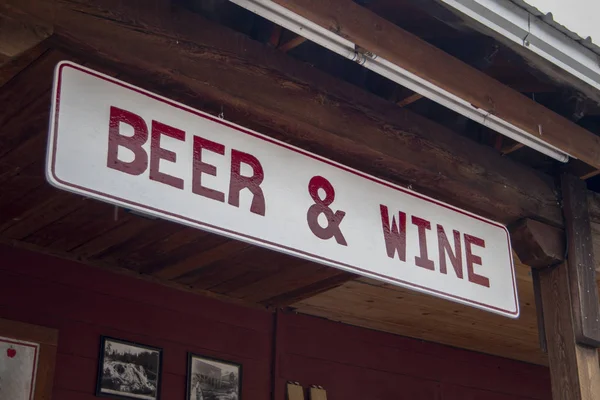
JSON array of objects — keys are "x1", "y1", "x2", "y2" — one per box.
[{"x1": 0, "y1": 337, "x2": 39, "y2": 400}]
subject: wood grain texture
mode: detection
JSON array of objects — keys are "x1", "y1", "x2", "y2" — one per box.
[
  {"x1": 0, "y1": 38, "x2": 49, "y2": 88},
  {"x1": 292, "y1": 266, "x2": 545, "y2": 365},
  {"x1": 561, "y1": 174, "x2": 600, "y2": 346},
  {"x1": 270, "y1": 0, "x2": 600, "y2": 169},
  {"x1": 0, "y1": 13, "x2": 51, "y2": 58},
  {"x1": 538, "y1": 262, "x2": 600, "y2": 400},
  {"x1": 0, "y1": 246, "x2": 555, "y2": 400},
  {"x1": 0, "y1": 0, "x2": 562, "y2": 228},
  {"x1": 509, "y1": 219, "x2": 564, "y2": 269}
]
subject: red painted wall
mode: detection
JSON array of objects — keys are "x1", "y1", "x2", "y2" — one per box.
[
  {"x1": 0, "y1": 245, "x2": 273, "y2": 399},
  {"x1": 0, "y1": 245, "x2": 551, "y2": 400},
  {"x1": 275, "y1": 312, "x2": 552, "y2": 400}
]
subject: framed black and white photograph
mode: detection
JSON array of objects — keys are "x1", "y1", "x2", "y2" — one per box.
[
  {"x1": 96, "y1": 336, "x2": 162, "y2": 400},
  {"x1": 187, "y1": 353, "x2": 242, "y2": 400}
]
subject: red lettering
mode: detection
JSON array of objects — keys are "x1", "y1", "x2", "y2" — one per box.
[
  {"x1": 149, "y1": 121, "x2": 185, "y2": 189},
  {"x1": 106, "y1": 106, "x2": 148, "y2": 175},
  {"x1": 192, "y1": 136, "x2": 225, "y2": 202},
  {"x1": 465, "y1": 234, "x2": 489, "y2": 287},
  {"x1": 379, "y1": 205, "x2": 406, "y2": 261},
  {"x1": 412, "y1": 216, "x2": 434, "y2": 271},
  {"x1": 228, "y1": 149, "x2": 266, "y2": 216},
  {"x1": 437, "y1": 225, "x2": 463, "y2": 279}
]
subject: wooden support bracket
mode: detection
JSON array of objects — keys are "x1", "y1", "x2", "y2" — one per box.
[
  {"x1": 561, "y1": 174, "x2": 600, "y2": 347},
  {"x1": 509, "y1": 218, "x2": 565, "y2": 269}
]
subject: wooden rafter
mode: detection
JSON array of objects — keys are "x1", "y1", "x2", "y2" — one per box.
[
  {"x1": 270, "y1": 0, "x2": 600, "y2": 169},
  {"x1": 501, "y1": 142, "x2": 524, "y2": 155},
  {"x1": 0, "y1": 0, "x2": 563, "y2": 226},
  {"x1": 269, "y1": 24, "x2": 282, "y2": 47},
  {"x1": 396, "y1": 92, "x2": 423, "y2": 107},
  {"x1": 0, "y1": 38, "x2": 49, "y2": 88},
  {"x1": 278, "y1": 35, "x2": 307, "y2": 52},
  {"x1": 0, "y1": 13, "x2": 51, "y2": 59}
]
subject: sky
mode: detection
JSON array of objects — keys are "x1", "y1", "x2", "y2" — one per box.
[{"x1": 524, "y1": 0, "x2": 599, "y2": 44}]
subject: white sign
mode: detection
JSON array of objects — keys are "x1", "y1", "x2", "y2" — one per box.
[
  {"x1": 0, "y1": 337, "x2": 39, "y2": 400},
  {"x1": 47, "y1": 62, "x2": 519, "y2": 318}
]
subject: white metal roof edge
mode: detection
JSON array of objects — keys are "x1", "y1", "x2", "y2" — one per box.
[{"x1": 438, "y1": 0, "x2": 600, "y2": 94}]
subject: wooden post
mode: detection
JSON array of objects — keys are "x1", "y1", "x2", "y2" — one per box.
[
  {"x1": 509, "y1": 178, "x2": 600, "y2": 399},
  {"x1": 538, "y1": 262, "x2": 600, "y2": 399},
  {"x1": 536, "y1": 174, "x2": 600, "y2": 400},
  {"x1": 561, "y1": 174, "x2": 600, "y2": 346}
]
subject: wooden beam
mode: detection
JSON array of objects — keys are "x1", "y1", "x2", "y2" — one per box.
[
  {"x1": 509, "y1": 219, "x2": 564, "y2": 269},
  {"x1": 153, "y1": 241, "x2": 251, "y2": 280},
  {"x1": 270, "y1": 0, "x2": 600, "y2": 169},
  {"x1": 538, "y1": 262, "x2": 600, "y2": 399},
  {"x1": 561, "y1": 174, "x2": 600, "y2": 347},
  {"x1": 0, "y1": 38, "x2": 49, "y2": 87},
  {"x1": 565, "y1": 159, "x2": 600, "y2": 180},
  {"x1": 278, "y1": 35, "x2": 307, "y2": 52},
  {"x1": 269, "y1": 24, "x2": 282, "y2": 47},
  {"x1": 262, "y1": 271, "x2": 356, "y2": 307},
  {"x1": 1, "y1": 0, "x2": 562, "y2": 227},
  {"x1": 502, "y1": 142, "x2": 525, "y2": 155},
  {"x1": 0, "y1": 13, "x2": 51, "y2": 59},
  {"x1": 396, "y1": 92, "x2": 423, "y2": 107}
]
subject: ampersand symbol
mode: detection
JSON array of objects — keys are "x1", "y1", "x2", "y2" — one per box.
[{"x1": 306, "y1": 176, "x2": 347, "y2": 246}]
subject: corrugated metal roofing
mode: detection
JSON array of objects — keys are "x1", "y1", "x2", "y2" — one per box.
[{"x1": 509, "y1": 0, "x2": 600, "y2": 57}]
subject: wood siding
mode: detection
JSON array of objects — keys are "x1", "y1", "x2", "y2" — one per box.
[{"x1": 0, "y1": 245, "x2": 551, "y2": 399}]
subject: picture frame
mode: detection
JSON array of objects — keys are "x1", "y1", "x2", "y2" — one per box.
[
  {"x1": 186, "y1": 353, "x2": 242, "y2": 400},
  {"x1": 96, "y1": 336, "x2": 163, "y2": 400}
]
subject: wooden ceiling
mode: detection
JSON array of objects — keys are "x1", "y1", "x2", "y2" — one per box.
[
  {"x1": 0, "y1": 45, "x2": 548, "y2": 367},
  {"x1": 2, "y1": 3, "x2": 600, "y2": 370}
]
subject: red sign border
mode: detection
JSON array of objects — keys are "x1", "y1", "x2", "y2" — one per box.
[{"x1": 47, "y1": 62, "x2": 519, "y2": 317}]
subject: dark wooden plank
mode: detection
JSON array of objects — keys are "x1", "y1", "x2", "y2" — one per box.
[
  {"x1": 90, "y1": 218, "x2": 181, "y2": 266},
  {"x1": 0, "y1": 13, "x2": 51, "y2": 59},
  {"x1": 278, "y1": 35, "x2": 307, "y2": 52},
  {"x1": 530, "y1": 269, "x2": 547, "y2": 353},
  {"x1": 264, "y1": 271, "x2": 357, "y2": 307},
  {"x1": 232, "y1": 264, "x2": 346, "y2": 303},
  {"x1": 0, "y1": 49, "x2": 60, "y2": 133},
  {"x1": 2, "y1": 0, "x2": 562, "y2": 228},
  {"x1": 184, "y1": 247, "x2": 292, "y2": 290},
  {"x1": 270, "y1": 0, "x2": 600, "y2": 170},
  {"x1": 69, "y1": 214, "x2": 155, "y2": 258},
  {"x1": 561, "y1": 174, "x2": 600, "y2": 346},
  {"x1": 91, "y1": 219, "x2": 182, "y2": 268},
  {"x1": 0, "y1": 38, "x2": 49, "y2": 87},
  {"x1": 0, "y1": 191, "x2": 86, "y2": 240},
  {"x1": 509, "y1": 219, "x2": 565, "y2": 268},
  {"x1": 207, "y1": 250, "x2": 311, "y2": 295},
  {"x1": 154, "y1": 240, "x2": 251, "y2": 280},
  {"x1": 0, "y1": 185, "x2": 62, "y2": 230},
  {"x1": 138, "y1": 232, "x2": 229, "y2": 275},
  {"x1": 538, "y1": 262, "x2": 600, "y2": 399},
  {"x1": 27, "y1": 200, "x2": 125, "y2": 251}
]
